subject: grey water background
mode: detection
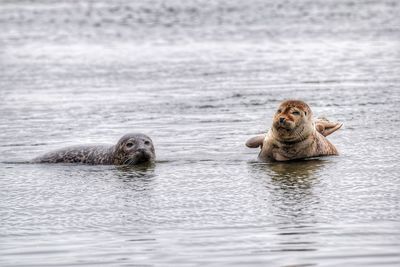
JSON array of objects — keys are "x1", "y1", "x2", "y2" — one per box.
[{"x1": 1, "y1": 0, "x2": 400, "y2": 266}]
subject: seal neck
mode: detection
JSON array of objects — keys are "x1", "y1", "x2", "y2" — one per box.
[
  {"x1": 108, "y1": 145, "x2": 119, "y2": 164},
  {"x1": 271, "y1": 122, "x2": 315, "y2": 145}
]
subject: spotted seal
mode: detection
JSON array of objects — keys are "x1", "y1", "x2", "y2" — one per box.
[
  {"x1": 246, "y1": 100, "x2": 342, "y2": 161},
  {"x1": 32, "y1": 133, "x2": 155, "y2": 165}
]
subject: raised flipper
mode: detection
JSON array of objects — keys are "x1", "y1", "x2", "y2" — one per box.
[
  {"x1": 245, "y1": 134, "x2": 265, "y2": 148},
  {"x1": 315, "y1": 117, "x2": 343, "y2": 137}
]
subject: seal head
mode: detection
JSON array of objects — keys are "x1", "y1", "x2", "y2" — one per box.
[
  {"x1": 271, "y1": 100, "x2": 314, "y2": 143},
  {"x1": 113, "y1": 133, "x2": 155, "y2": 165}
]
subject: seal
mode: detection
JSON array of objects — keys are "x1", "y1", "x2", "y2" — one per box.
[
  {"x1": 246, "y1": 100, "x2": 342, "y2": 161},
  {"x1": 32, "y1": 133, "x2": 155, "y2": 165}
]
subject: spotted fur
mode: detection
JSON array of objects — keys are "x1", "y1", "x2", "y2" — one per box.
[
  {"x1": 32, "y1": 133, "x2": 155, "y2": 165},
  {"x1": 246, "y1": 100, "x2": 342, "y2": 162}
]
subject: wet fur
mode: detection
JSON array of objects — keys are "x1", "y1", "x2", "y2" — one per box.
[
  {"x1": 32, "y1": 133, "x2": 155, "y2": 165},
  {"x1": 246, "y1": 100, "x2": 341, "y2": 161}
]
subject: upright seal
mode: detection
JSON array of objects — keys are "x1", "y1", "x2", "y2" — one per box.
[
  {"x1": 246, "y1": 100, "x2": 342, "y2": 161},
  {"x1": 32, "y1": 133, "x2": 155, "y2": 165}
]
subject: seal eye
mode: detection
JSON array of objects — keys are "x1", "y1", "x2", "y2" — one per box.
[
  {"x1": 126, "y1": 142, "x2": 134, "y2": 148},
  {"x1": 292, "y1": 111, "x2": 300, "y2": 115},
  {"x1": 277, "y1": 109, "x2": 282, "y2": 114},
  {"x1": 144, "y1": 141, "x2": 150, "y2": 145}
]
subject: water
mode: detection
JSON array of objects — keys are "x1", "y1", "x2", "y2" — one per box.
[{"x1": 1, "y1": 0, "x2": 400, "y2": 266}]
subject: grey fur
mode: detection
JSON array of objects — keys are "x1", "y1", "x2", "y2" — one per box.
[{"x1": 32, "y1": 133, "x2": 155, "y2": 165}]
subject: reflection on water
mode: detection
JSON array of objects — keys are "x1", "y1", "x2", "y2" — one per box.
[
  {"x1": 248, "y1": 160, "x2": 324, "y2": 226},
  {"x1": 1, "y1": 0, "x2": 400, "y2": 266},
  {"x1": 115, "y1": 162, "x2": 156, "y2": 178},
  {"x1": 259, "y1": 159, "x2": 325, "y2": 185},
  {"x1": 115, "y1": 164, "x2": 156, "y2": 192}
]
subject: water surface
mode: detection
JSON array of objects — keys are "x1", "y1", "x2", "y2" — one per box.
[{"x1": 1, "y1": 0, "x2": 400, "y2": 266}]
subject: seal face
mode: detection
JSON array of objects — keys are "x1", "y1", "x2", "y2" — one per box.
[
  {"x1": 271, "y1": 100, "x2": 314, "y2": 144},
  {"x1": 246, "y1": 100, "x2": 342, "y2": 162},
  {"x1": 32, "y1": 133, "x2": 155, "y2": 165},
  {"x1": 113, "y1": 133, "x2": 155, "y2": 165}
]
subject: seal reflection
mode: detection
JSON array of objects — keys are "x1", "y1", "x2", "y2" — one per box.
[
  {"x1": 249, "y1": 159, "x2": 327, "y2": 264},
  {"x1": 115, "y1": 163, "x2": 156, "y2": 184},
  {"x1": 267, "y1": 159, "x2": 326, "y2": 189},
  {"x1": 250, "y1": 159, "x2": 326, "y2": 186},
  {"x1": 248, "y1": 159, "x2": 328, "y2": 222}
]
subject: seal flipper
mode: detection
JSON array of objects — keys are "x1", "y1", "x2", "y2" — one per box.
[
  {"x1": 315, "y1": 117, "x2": 343, "y2": 137},
  {"x1": 245, "y1": 134, "x2": 265, "y2": 148}
]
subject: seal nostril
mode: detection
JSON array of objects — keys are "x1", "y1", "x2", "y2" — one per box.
[
  {"x1": 137, "y1": 148, "x2": 146, "y2": 153},
  {"x1": 279, "y1": 117, "x2": 285, "y2": 123}
]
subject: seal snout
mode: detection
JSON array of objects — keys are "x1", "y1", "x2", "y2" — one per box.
[
  {"x1": 131, "y1": 148, "x2": 152, "y2": 164},
  {"x1": 135, "y1": 148, "x2": 151, "y2": 159},
  {"x1": 137, "y1": 148, "x2": 146, "y2": 153},
  {"x1": 275, "y1": 115, "x2": 293, "y2": 130}
]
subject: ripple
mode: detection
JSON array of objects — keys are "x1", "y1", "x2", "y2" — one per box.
[{"x1": 1, "y1": 0, "x2": 400, "y2": 266}]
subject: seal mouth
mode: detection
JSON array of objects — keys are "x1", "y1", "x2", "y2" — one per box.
[
  {"x1": 135, "y1": 153, "x2": 151, "y2": 164},
  {"x1": 124, "y1": 151, "x2": 152, "y2": 165},
  {"x1": 276, "y1": 125, "x2": 292, "y2": 131},
  {"x1": 274, "y1": 122, "x2": 294, "y2": 131},
  {"x1": 275, "y1": 124, "x2": 309, "y2": 143}
]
